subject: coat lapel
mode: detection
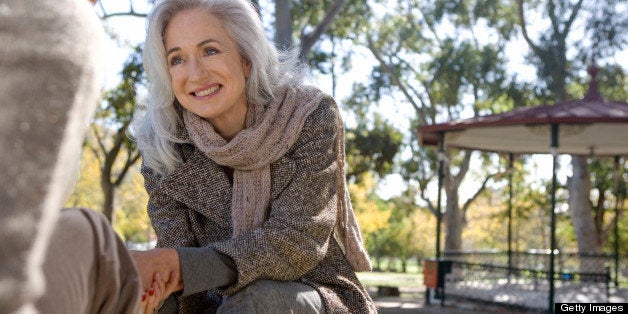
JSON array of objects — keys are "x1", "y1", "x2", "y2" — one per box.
[
  {"x1": 269, "y1": 156, "x2": 296, "y2": 200},
  {"x1": 160, "y1": 149, "x2": 232, "y2": 224},
  {"x1": 159, "y1": 147, "x2": 297, "y2": 227}
]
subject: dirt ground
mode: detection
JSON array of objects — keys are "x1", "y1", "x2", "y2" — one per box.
[{"x1": 369, "y1": 286, "x2": 540, "y2": 313}]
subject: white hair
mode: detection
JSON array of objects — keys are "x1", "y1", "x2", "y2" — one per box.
[{"x1": 131, "y1": 0, "x2": 303, "y2": 176}]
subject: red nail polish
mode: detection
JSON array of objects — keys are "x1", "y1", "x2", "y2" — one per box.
[
  {"x1": 149, "y1": 289, "x2": 155, "y2": 296},
  {"x1": 141, "y1": 293, "x2": 146, "y2": 301}
]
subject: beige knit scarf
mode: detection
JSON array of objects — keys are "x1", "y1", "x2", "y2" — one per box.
[{"x1": 183, "y1": 85, "x2": 371, "y2": 272}]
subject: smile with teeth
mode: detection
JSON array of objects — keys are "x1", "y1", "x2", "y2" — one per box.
[{"x1": 194, "y1": 85, "x2": 220, "y2": 97}]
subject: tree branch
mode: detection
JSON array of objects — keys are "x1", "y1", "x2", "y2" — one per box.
[
  {"x1": 299, "y1": 0, "x2": 346, "y2": 60},
  {"x1": 563, "y1": 0, "x2": 585, "y2": 37},
  {"x1": 101, "y1": 11, "x2": 147, "y2": 19},
  {"x1": 547, "y1": 0, "x2": 562, "y2": 39},
  {"x1": 417, "y1": 5, "x2": 442, "y2": 46},
  {"x1": 366, "y1": 36, "x2": 427, "y2": 125},
  {"x1": 452, "y1": 150, "x2": 472, "y2": 186},
  {"x1": 461, "y1": 171, "x2": 498, "y2": 216},
  {"x1": 103, "y1": 120, "x2": 131, "y2": 174},
  {"x1": 114, "y1": 151, "x2": 141, "y2": 186},
  {"x1": 420, "y1": 187, "x2": 438, "y2": 216},
  {"x1": 91, "y1": 125, "x2": 107, "y2": 159},
  {"x1": 516, "y1": 0, "x2": 542, "y2": 56},
  {"x1": 87, "y1": 139, "x2": 103, "y2": 167},
  {"x1": 397, "y1": 58, "x2": 433, "y2": 120},
  {"x1": 98, "y1": 0, "x2": 148, "y2": 19}
]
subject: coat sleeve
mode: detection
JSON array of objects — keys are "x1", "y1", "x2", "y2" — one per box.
[
  {"x1": 212, "y1": 100, "x2": 341, "y2": 294},
  {"x1": 141, "y1": 164, "x2": 197, "y2": 249}
]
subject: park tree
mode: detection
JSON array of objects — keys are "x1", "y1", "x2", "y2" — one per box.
[
  {"x1": 516, "y1": 0, "x2": 628, "y2": 257},
  {"x1": 67, "y1": 143, "x2": 151, "y2": 242},
  {"x1": 86, "y1": 48, "x2": 143, "y2": 222},
  {"x1": 65, "y1": 149, "x2": 103, "y2": 211},
  {"x1": 386, "y1": 188, "x2": 435, "y2": 272},
  {"x1": 348, "y1": 173, "x2": 392, "y2": 269},
  {"x1": 343, "y1": 83, "x2": 404, "y2": 183},
  {"x1": 362, "y1": 0, "x2": 515, "y2": 252},
  {"x1": 114, "y1": 163, "x2": 151, "y2": 243}
]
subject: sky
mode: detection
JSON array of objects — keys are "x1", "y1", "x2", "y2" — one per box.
[{"x1": 95, "y1": 1, "x2": 627, "y2": 203}]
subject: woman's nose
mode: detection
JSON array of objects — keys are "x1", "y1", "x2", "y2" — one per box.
[{"x1": 188, "y1": 58, "x2": 208, "y2": 82}]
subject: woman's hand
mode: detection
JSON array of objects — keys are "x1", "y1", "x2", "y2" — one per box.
[
  {"x1": 141, "y1": 275, "x2": 162, "y2": 314},
  {"x1": 141, "y1": 271, "x2": 182, "y2": 314},
  {"x1": 131, "y1": 248, "x2": 183, "y2": 291}
]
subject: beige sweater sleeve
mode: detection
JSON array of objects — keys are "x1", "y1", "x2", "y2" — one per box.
[{"x1": 0, "y1": 0, "x2": 103, "y2": 312}]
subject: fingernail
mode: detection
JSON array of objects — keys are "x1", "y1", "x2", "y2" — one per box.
[
  {"x1": 141, "y1": 293, "x2": 146, "y2": 301},
  {"x1": 149, "y1": 289, "x2": 155, "y2": 296}
]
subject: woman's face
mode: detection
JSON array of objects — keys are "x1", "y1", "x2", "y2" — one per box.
[{"x1": 164, "y1": 9, "x2": 250, "y2": 130}]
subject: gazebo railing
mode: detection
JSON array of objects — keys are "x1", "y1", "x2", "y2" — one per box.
[
  {"x1": 439, "y1": 250, "x2": 624, "y2": 311},
  {"x1": 444, "y1": 249, "x2": 624, "y2": 283}
]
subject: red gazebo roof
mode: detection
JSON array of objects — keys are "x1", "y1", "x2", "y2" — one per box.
[{"x1": 418, "y1": 68, "x2": 628, "y2": 156}]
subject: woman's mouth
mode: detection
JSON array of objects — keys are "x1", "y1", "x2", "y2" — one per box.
[{"x1": 193, "y1": 85, "x2": 220, "y2": 97}]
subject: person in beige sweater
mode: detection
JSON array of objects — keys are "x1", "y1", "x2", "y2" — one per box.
[
  {"x1": 0, "y1": 1, "x2": 162, "y2": 313},
  {"x1": 0, "y1": 0, "x2": 105, "y2": 312},
  {"x1": 130, "y1": 0, "x2": 377, "y2": 313}
]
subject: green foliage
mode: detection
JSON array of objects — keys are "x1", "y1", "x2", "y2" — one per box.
[
  {"x1": 292, "y1": 0, "x2": 372, "y2": 38},
  {"x1": 350, "y1": 173, "x2": 436, "y2": 271},
  {"x1": 583, "y1": 0, "x2": 628, "y2": 61},
  {"x1": 67, "y1": 146, "x2": 152, "y2": 242},
  {"x1": 345, "y1": 112, "x2": 403, "y2": 183},
  {"x1": 114, "y1": 162, "x2": 151, "y2": 242},
  {"x1": 520, "y1": 0, "x2": 628, "y2": 100},
  {"x1": 291, "y1": 0, "x2": 373, "y2": 73},
  {"x1": 350, "y1": 174, "x2": 392, "y2": 253},
  {"x1": 94, "y1": 45, "x2": 143, "y2": 134},
  {"x1": 65, "y1": 149, "x2": 104, "y2": 210},
  {"x1": 87, "y1": 45, "x2": 145, "y2": 221}
]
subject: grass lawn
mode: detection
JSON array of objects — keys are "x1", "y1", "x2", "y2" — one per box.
[{"x1": 356, "y1": 271, "x2": 423, "y2": 288}]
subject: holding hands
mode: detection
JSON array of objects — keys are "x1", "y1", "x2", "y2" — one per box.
[{"x1": 131, "y1": 248, "x2": 183, "y2": 313}]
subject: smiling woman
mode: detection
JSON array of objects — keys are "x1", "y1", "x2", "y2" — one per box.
[
  {"x1": 164, "y1": 9, "x2": 251, "y2": 141},
  {"x1": 129, "y1": 0, "x2": 376, "y2": 313}
]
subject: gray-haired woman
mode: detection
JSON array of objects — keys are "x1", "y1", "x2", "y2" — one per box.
[{"x1": 130, "y1": 0, "x2": 376, "y2": 313}]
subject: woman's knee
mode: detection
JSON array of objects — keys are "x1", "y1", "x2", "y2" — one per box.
[{"x1": 218, "y1": 280, "x2": 324, "y2": 313}]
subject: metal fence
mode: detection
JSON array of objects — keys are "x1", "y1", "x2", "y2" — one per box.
[{"x1": 440, "y1": 250, "x2": 626, "y2": 311}]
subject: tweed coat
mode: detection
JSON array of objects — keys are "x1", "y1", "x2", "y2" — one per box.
[{"x1": 141, "y1": 99, "x2": 377, "y2": 313}]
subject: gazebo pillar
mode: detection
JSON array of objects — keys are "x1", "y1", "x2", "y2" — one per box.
[
  {"x1": 613, "y1": 156, "x2": 621, "y2": 287},
  {"x1": 549, "y1": 124, "x2": 559, "y2": 313},
  {"x1": 436, "y1": 132, "x2": 445, "y2": 259},
  {"x1": 508, "y1": 153, "x2": 514, "y2": 280}
]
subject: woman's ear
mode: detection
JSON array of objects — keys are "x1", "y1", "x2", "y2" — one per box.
[{"x1": 243, "y1": 59, "x2": 252, "y2": 78}]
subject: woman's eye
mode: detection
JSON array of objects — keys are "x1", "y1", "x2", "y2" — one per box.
[
  {"x1": 169, "y1": 56, "x2": 183, "y2": 66},
  {"x1": 203, "y1": 47, "x2": 218, "y2": 56}
]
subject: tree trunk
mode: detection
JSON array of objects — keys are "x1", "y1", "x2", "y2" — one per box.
[
  {"x1": 568, "y1": 156, "x2": 602, "y2": 272},
  {"x1": 444, "y1": 187, "x2": 463, "y2": 251},
  {"x1": 274, "y1": 0, "x2": 293, "y2": 49},
  {"x1": 101, "y1": 178, "x2": 116, "y2": 224}
]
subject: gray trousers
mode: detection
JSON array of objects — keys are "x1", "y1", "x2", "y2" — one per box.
[
  {"x1": 35, "y1": 208, "x2": 141, "y2": 314},
  {"x1": 216, "y1": 280, "x2": 325, "y2": 314}
]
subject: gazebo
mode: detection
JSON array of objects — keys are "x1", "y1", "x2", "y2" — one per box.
[{"x1": 417, "y1": 66, "x2": 627, "y2": 312}]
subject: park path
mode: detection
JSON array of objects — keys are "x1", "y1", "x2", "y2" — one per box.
[
  {"x1": 370, "y1": 286, "x2": 540, "y2": 313},
  {"x1": 371, "y1": 285, "x2": 627, "y2": 313}
]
